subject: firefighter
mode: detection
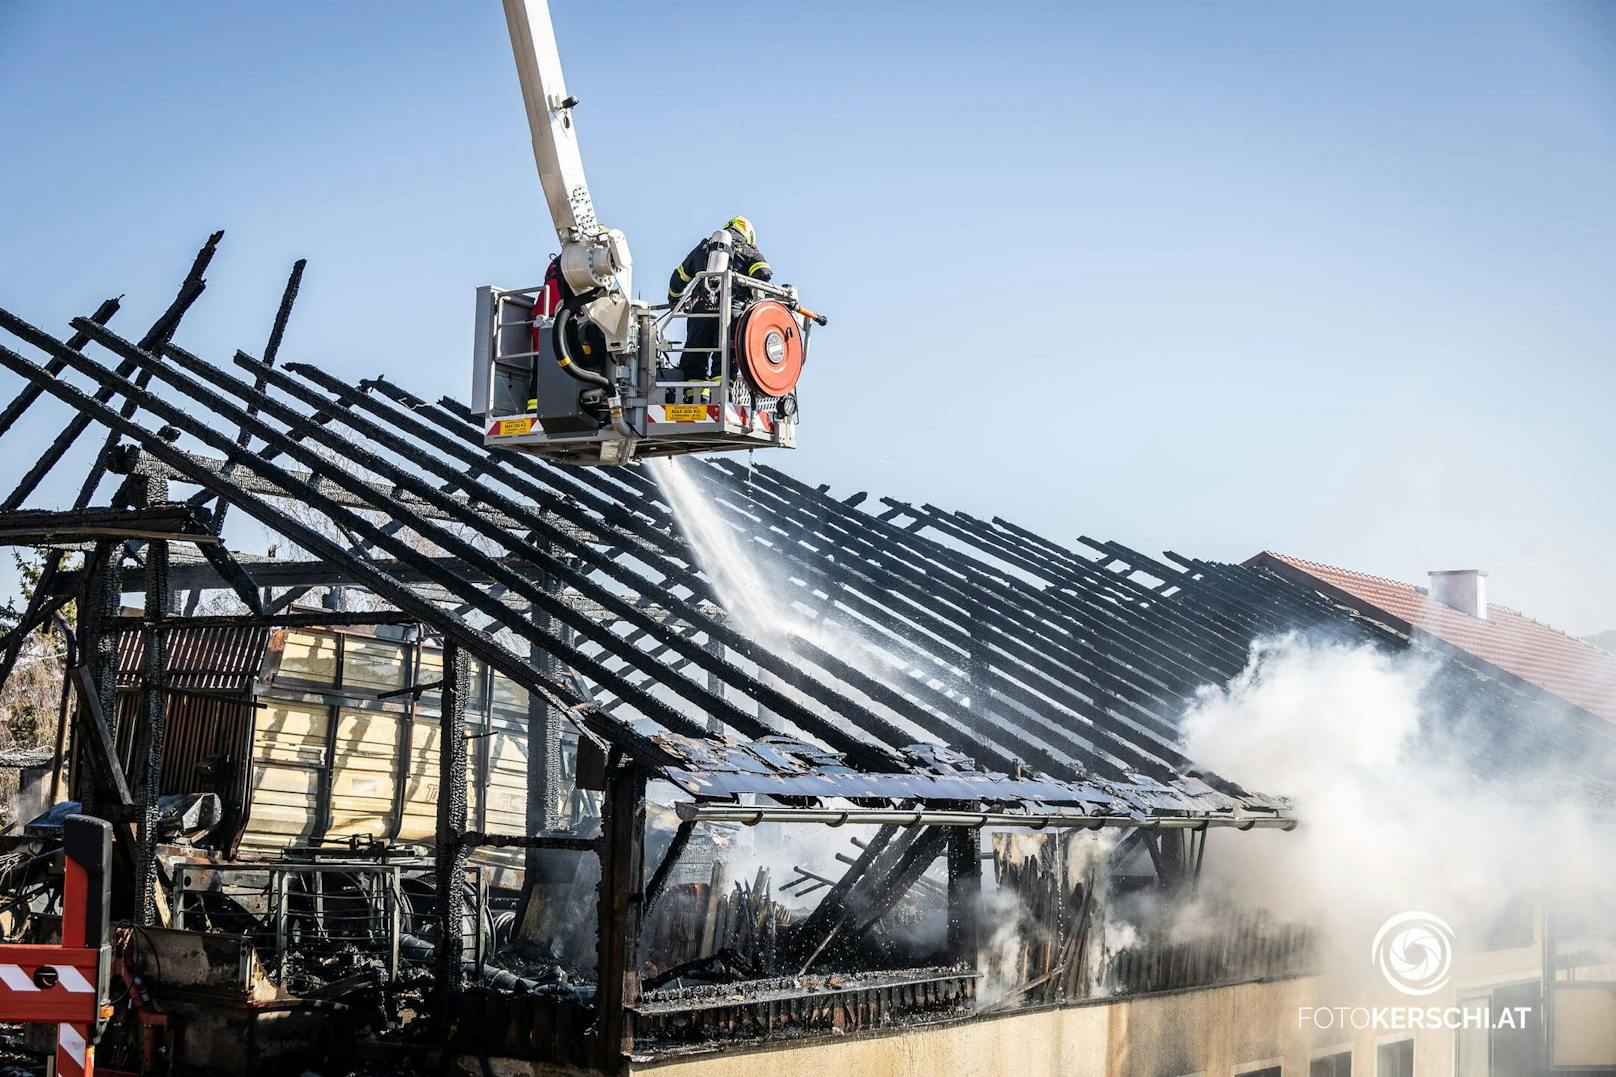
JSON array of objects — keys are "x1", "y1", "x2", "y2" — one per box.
[{"x1": 667, "y1": 216, "x2": 773, "y2": 385}]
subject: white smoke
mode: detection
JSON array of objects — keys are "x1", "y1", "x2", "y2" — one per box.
[{"x1": 1180, "y1": 634, "x2": 1616, "y2": 974}]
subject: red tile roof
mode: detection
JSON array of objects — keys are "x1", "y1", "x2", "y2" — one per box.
[{"x1": 1247, "y1": 551, "x2": 1616, "y2": 723}]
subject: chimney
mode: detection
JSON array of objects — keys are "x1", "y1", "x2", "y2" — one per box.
[{"x1": 1428, "y1": 569, "x2": 1488, "y2": 619}]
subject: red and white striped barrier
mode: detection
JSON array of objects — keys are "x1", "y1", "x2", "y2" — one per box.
[{"x1": 0, "y1": 816, "x2": 110, "y2": 1077}]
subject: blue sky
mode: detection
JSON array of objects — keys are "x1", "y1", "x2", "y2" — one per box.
[{"x1": 2, "y1": 1, "x2": 1613, "y2": 634}]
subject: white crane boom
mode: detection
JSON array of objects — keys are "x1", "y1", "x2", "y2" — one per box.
[{"x1": 501, "y1": 0, "x2": 634, "y2": 346}]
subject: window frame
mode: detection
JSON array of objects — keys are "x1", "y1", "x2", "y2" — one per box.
[
  {"x1": 1235, "y1": 1060, "x2": 1284, "y2": 1077},
  {"x1": 1308, "y1": 1043, "x2": 1353, "y2": 1077},
  {"x1": 1372, "y1": 1035, "x2": 1414, "y2": 1077}
]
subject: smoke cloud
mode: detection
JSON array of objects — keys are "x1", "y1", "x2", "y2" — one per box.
[{"x1": 1180, "y1": 634, "x2": 1615, "y2": 974}]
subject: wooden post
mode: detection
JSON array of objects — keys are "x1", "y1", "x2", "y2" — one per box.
[
  {"x1": 594, "y1": 759, "x2": 645, "y2": 1072},
  {"x1": 134, "y1": 528, "x2": 168, "y2": 926},
  {"x1": 434, "y1": 643, "x2": 471, "y2": 1018},
  {"x1": 947, "y1": 825, "x2": 982, "y2": 969},
  {"x1": 73, "y1": 540, "x2": 122, "y2": 817}
]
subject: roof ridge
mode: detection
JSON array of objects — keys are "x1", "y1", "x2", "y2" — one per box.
[{"x1": 1264, "y1": 551, "x2": 1421, "y2": 593}]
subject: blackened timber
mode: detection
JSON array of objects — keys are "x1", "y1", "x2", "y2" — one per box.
[
  {"x1": 841, "y1": 826, "x2": 951, "y2": 944},
  {"x1": 7, "y1": 317, "x2": 711, "y2": 743},
  {"x1": 100, "y1": 552, "x2": 545, "y2": 593},
  {"x1": 595, "y1": 763, "x2": 646, "y2": 1070},
  {"x1": 529, "y1": 562, "x2": 564, "y2": 836},
  {"x1": 696, "y1": 460, "x2": 1168, "y2": 779},
  {"x1": 135, "y1": 529, "x2": 168, "y2": 925},
  {"x1": 0, "y1": 506, "x2": 218, "y2": 546},
  {"x1": 75, "y1": 541, "x2": 125, "y2": 816},
  {"x1": 642, "y1": 820, "x2": 694, "y2": 915},
  {"x1": 775, "y1": 485, "x2": 1185, "y2": 734},
  {"x1": 0, "y1": 330, "x2": 622, "y2": 739},
  {"x1": 788, "y1": 825, "x2": 897, "y2": 968},
  {"x1": 68, "y1": 663, "x2": 133, "y2": 809},
  {"x1": 206, "y1": 258, "x2": 306, "y2": 540},
  {"x1": 434, "y1": 643, "x2": 470, "y2": 1008},
  {"x1": 107, "y1": 611, "x2": 419, "y2": 630},
  {"x1": 905, "y1": 503, "x2": 1238, "y2": 694},
  {"x1": 188, "y1": 536, "x2": 267, "y2": 616},
  {"x1": 179, "y1": 344, "x2": 886, "y2": 762},
  {"x1": 156, "y1": 450, "x2": 598, "y2": 542},
  {"x1": 4, "y1": 232, "x2": 220, "y2": 513},
  {"x1": 883, "y1": 500, "x2": 1204, "y2": 744},
  {"x1": 947, "y1": 826, "x2": 982, "y2": 966},
  {"x1": 241, "y1": 356, "x2": 913, "y2": 765},
  {"x1": 346, "y1": 380, "x2": 1040, "y2": 775},
  {"x1": 454, "y1": 832, "x2": 597, "y2": 851},
  {"x1": 714, "y1": 462, "x2": 1205, "y2": 776},
  {"x1": 469, "y1": 389, "x2": 1102, "y2": 779},
  {"x1": 985, "y1": 520, "x2": 1267, "y2": 676},
  {"x1": 284, "y1": 364, "x2": 927, "y2": 753},
  {"x1": 0, "y1": 295, "x2": 119, "y2": 438}
]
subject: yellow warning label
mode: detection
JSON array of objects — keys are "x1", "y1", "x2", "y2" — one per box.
[
  {"x1": 497, "y1": 417, "x2": 534, "y2": 437},
  {"x1": 664, "y1": 404, "x2": 707, "y2": 422}
]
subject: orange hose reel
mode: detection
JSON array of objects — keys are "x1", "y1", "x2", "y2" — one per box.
[{"x1": 734, "y1": 300, "x2": 803, "y2": 397}]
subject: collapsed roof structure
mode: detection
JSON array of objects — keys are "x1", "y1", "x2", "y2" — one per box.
[{"x1": 1, "y1": 236, "x2": 1610, "y2": 1072}]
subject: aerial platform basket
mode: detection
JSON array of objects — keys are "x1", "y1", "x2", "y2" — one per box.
[{"x1": 470, "y1": 270, "x2": 822, "y2": 466}]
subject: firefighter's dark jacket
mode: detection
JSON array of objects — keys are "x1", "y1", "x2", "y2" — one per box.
[{"x1": 667, "y1": 230, "x2": 772, "y2": 303}]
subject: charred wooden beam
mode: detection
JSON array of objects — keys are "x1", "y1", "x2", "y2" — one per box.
[
  {"x1": 5, "y1": 232, "x2": 220, "y2": 513},
  {"x1": 68, "y1": 662, "x2": 133, "y2": 810},
  {"x1": 595, "y1": 760, "x2": 646, "y2": 1071},
  {"x1": 0, "y1": 316, "x2": 623, "y2": 736},
  {"x1": 946, "y1": 825, "x2": 982, "y2": 966},
  {"x1": 451, "y1": 832, "x2": 596, "y2": 851},
  {"x1": 0, "y1": 294, "x2": 120, "y2": 439},
  {"x1": 74, "y1": 541, "x2": 127, "y2": 816},
  {"x1": 641, "y1": 819, "x2": 695, "y2": 915},
  {"x1": 204, "y1": 258, "x2": 306, "y2": 543},
  {"x1": 0, "y1": 506, "x2": 217, "y2": 546},
  {"x1": 257, "y1": 357, "x2": 908, "y2": 766},
  {"x1": 161, "y1": 450, "x2": 598, "y2": 542},
  {"x1": 134, "y1": 519, "x2": 168, "y2": 925},
  {"x1": 434, "y1": 643, "x2": 471, "y2": 1011},
  {"x1": 107, "y1": 610, "x2": 418, "y2": 630}
]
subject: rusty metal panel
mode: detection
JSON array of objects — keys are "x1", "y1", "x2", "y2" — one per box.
[{"x1": 117, "y1": 624, "x2": 270, "y2": 692}]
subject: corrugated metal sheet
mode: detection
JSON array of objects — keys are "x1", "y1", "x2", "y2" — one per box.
[{"x1": 116, "y1": 624, "x2": 270, "y2": 692}]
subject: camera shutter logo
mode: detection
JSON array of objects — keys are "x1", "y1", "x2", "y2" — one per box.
[{"x1": 1372, "y1": 911, "x2": 1455, "y2": 996}]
